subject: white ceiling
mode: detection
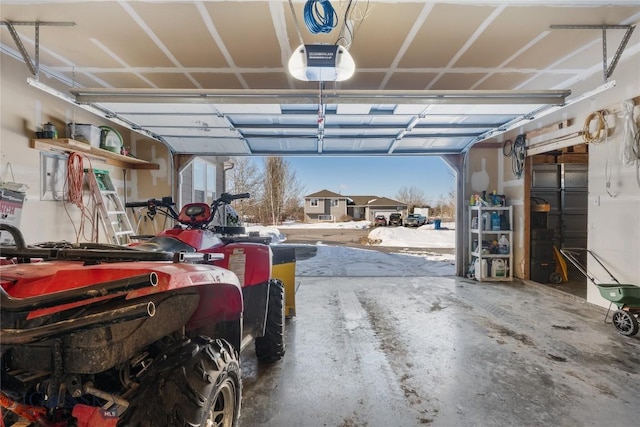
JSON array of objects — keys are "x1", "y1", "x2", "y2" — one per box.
[{"x1": 2, "y1": 1, "x2": 639, "y2": 156}]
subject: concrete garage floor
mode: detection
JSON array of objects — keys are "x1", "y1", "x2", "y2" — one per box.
[{"x1": 240, "y1": 276, "x2": 640, "y2": 426}]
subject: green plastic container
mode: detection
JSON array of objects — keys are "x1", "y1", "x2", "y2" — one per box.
[{"x1": 596, "y1": 284, "x2": 640, "y2": 307}]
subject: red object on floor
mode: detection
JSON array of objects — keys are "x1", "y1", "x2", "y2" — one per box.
[{"x1": 72, "y1": 405, "x2": 118, "y2": 427}]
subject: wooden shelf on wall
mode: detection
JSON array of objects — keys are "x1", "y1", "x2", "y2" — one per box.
[{"x1": 31, "y1": 138, "x2": 159, "y2": 170}]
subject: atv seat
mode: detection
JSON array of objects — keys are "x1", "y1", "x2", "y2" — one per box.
[{"x1": 178, "y1": 203, "x2": 211, "y2": 226}]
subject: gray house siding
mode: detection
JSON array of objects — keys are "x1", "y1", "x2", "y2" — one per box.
[{"x1": 304, "y1": 190, "x2": 405, "y2": 222}]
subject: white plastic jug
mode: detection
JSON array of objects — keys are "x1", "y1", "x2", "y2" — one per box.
[
  {"x1": 491, "y1": 259, "x2": 507, "y2": 278},
  {"x1": 475, "y1": 259, "x2": 488, "y2": 280},
  {"x1": 498, "y1": 235, "x2": 510, "y2": 254},
  {"x1": 482, "y1": 213, "x2": 491, "y2": 230}
]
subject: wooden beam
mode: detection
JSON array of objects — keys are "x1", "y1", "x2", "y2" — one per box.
[{"x1": 526, "y1": 120, "x2": 572, "y2": 140}]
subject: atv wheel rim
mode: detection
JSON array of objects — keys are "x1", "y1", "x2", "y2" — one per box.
[{"x1": 206, "y1": 379, "x2": 236, "y2": 427}]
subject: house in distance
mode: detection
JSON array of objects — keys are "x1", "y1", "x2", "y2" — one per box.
[{"x1": 304, "y1": 189, "x2": 407, "y2": 222}]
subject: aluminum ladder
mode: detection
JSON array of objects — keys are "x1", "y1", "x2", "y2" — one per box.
[{"x1": 86, "y1": 169, "x2": 134, "y2": 245}]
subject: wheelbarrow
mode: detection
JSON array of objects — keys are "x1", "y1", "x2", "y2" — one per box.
[{"x1": 560, "y1": 248, "x2": 640, "y2": 337}]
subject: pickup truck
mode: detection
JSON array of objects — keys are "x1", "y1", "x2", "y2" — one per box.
[
  {"x1": 404, "y1": 214, "x2": 427, "y2": 227},
  {"x1": 388, "y1": 213, "x2": 403, "y2": 226}
]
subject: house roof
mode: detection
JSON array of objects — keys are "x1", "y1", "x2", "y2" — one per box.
[
  {"x1": 360, "y1": 197, "x2": 407, "y2": 207},
  {"x1": 349, "y1": 196, "x2": 407, "y2": 206},
  {"x1": 305, "y1": 189, "x2": 345, "y2": 198},
  {"x1": 347, "y1": 195, "x2": 380, "y2": 206},
  {"x1": 304, "y1": 190, "x2": 407, "y2": 206},
  {"x1": 308, "y1": 193, "x2": 406, "y2": 207}
]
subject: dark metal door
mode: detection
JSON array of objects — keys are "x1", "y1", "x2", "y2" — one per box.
[
  {"x1": 531, "y1": 162, "x2": 588, "y2": 288},
  {"x1": 562, "y1": 164, "x2": 588, "y2": 249},
  {"x1": 531, "y1": 163, "x2": 587, "y2": 249}
]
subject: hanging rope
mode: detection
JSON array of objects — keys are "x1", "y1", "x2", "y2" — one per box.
[
  {"x1": 582, "y1": 110, "x2": 608, "y2": 144},
  {"x1": 582, "y1": 110, "x2": 619, "y2": 197}
]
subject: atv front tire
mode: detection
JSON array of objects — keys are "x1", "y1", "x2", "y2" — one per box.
[
  {"x1": 255, "y1": 279, "x2": 286, "y2": 363},
  {"x1": 121, "y1": 337, "x2": 241, "y2": 427}
]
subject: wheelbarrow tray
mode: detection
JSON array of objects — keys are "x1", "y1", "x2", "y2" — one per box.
[{"x1": 596, "y1": 283, "x2": 640, "y2": 306}]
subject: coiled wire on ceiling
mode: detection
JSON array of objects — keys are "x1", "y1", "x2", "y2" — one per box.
[
  {"x1": 503, "y1": 134, "x2": 527, "y2": 180},
  {"x1": 304, "y1": 0, "x2": 338, "y2": 34}
]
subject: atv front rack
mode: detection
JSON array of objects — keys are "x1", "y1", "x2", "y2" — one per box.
[{"x1": 0, "y1": 224, "x2": 222, "y2": 264}]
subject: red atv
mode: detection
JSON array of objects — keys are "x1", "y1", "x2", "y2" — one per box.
[{"x1": 0, "y1": 193, "x2": 285, "y2": 427}]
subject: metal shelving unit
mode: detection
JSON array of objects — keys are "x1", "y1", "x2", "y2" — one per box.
[{"x1": 469, "y1": 205, "x2": 513, "y2": 282}]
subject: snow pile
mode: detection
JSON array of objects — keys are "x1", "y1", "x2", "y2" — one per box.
[
  {"x1": 245, "y1": 221, "x2": 456, "y2": 277},
  {"x1": 245, "y1": 225, "x2": 286, "y2": 244},
  {"x1": 246, "y1": 221, "x2": 456, "y2": 248},
  {"x1": 368, "y1": 222, "x2": 455, "y2": 248},
  {"x1": 278, "y1": 221, "x2": 371, "y2": 230},
  {"x1": 294, "y1": 245, "x2": 454, "y2": 277}
]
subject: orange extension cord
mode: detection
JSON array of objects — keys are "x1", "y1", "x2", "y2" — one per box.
[
  {"x1": 65, "y1": 152, "x2": 95, "y2": 242},
  {"x1": 66, "y1": 152, "x2": 85, "y2": 208}
]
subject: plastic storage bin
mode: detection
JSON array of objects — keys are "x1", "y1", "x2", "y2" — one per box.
[{"x1": 68, "y1": 123, "x2": 101, "y2": 148}]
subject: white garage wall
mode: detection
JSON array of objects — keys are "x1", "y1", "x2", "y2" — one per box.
[
  {"x1": 501, "y1": 53, "x2": 640, "y2": 308},
  {"x1": 0, "y1": 54, "x2": 172, "y2": 243},
  {"x1": 586, "y1": 101, "x2": 640, "y2": 307}
]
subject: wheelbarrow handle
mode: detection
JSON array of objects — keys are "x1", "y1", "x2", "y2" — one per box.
[
  {"x1": 584, "y1": 249, "x2": 620, "y2": 284},
  {"x1": 560, "y1": 248, "x2": 591, "y2": 282},
  {"x1": 560, "y1": 248, "x2": 621, "y2": 285}
]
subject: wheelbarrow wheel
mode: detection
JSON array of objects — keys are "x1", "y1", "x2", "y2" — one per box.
[
  {"x1": 611, "y1": 310, "x2": 639, "y2": 336},
  {"x1": 549, "y1": 272, "x2": 563, "y2": 284}
]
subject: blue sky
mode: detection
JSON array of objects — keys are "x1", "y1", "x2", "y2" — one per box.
[{"x1": 282, "y1": 156, "x2": 456, "y2": 204}]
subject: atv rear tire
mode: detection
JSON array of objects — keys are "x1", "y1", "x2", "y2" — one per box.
[
  {"x1": 121, "y1": 337, "x2": 241, "y2": 427},
  {"x1": 255, "y1": 279, "x2": 286, "y2": 363}
]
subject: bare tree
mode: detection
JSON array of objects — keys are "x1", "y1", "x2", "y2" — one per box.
[
  {"x1": 259, "y1": 157, "x2": 306, "y2": 225},
  {"x1": 282, "y1": 167, "x2": 305, "y2": 221},
  {"x1": 431, "y1": 188, "x2": 456, "y2": 220},
  {"x1": 263, "y1": 157, "x2": 285, "y2": 224},
  {"x1": 227, "y1": 157, "x2": 261, "y2": 221},
  {"x1": 396, "y1": 186, "x2": 427, "y2": 212}
]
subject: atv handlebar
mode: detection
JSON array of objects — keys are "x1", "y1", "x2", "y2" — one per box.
[
  {"x1": 218, "y1": 192, "x2": 250, "y2": 204},
  {"x1": 125, "y1": 193, "x2": 249, "y2": 229},
  {"x1": 126, "y1": 194, "x2": 248, "y2": 209},
  {"x1": 125, "y1": 197, "x2": 175, "y2": 209},
  {"x1": 125, "y1": 201, "x2": 151, "y2": 208}
]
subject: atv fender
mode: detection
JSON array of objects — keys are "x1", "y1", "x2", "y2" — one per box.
[
  {"x1": 185, "y1": 282, "x2": 243, "y2": 331},
  {"x1": 212, "y1": 242, "x2": 272, "y2": 287}
]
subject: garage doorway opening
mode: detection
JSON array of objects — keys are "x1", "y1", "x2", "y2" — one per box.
[{"x1": 530, "y1": 148, "x2": 589, "y2": 299}]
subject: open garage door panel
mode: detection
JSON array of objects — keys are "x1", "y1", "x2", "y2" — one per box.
[{"x1": 68, "y1": 89, "x2": 568, "y2": 157}]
